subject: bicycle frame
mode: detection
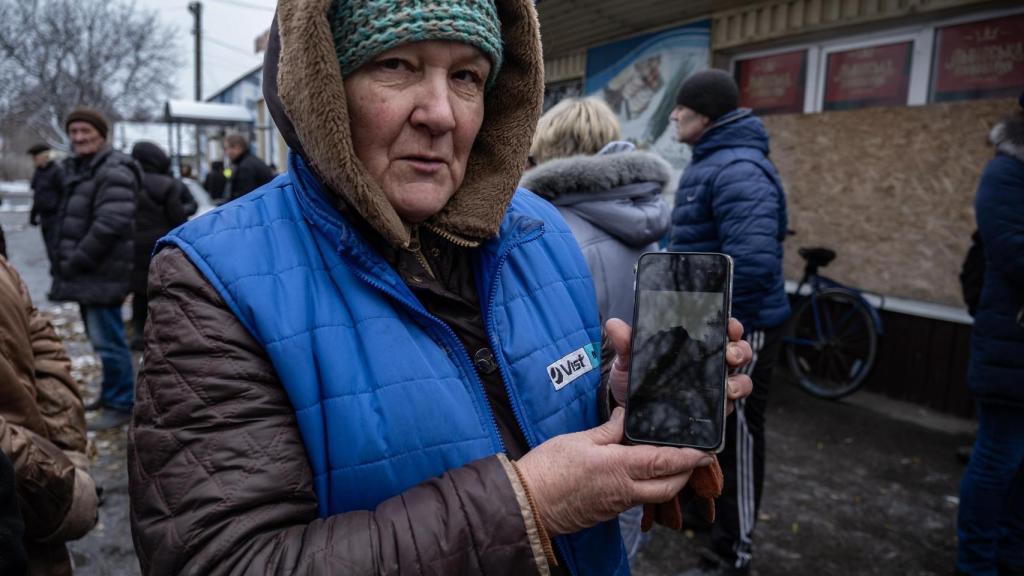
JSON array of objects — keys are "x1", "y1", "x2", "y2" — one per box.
[{"x1": 791, "y1": 273, "x2": 885, "y2": 338}]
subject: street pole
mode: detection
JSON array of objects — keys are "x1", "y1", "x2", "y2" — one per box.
[{"x1": 188, "y1": 1, "x2": 203, "y2": 177}]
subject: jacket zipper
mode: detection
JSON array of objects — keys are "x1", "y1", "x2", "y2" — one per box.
[
  {"x1": 345, "y1": 256, "x2": 508, "y2": 455},
  {"x1": 424, "y1": 222, "x2": 481, "y2": 248},
  {"x1": 481, "y1": 225, "x2": 544, "y2": 450},
  {"x1": 407, "y1": 226, "x2": 436, "y2": 280},
  {"x1": 478, "y1": 224, "x2": 581, "y2": 575}
]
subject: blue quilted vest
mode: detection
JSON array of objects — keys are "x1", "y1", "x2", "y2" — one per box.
[{"x1": 159, "y1": 154, "x2": 629, "y2": 575}]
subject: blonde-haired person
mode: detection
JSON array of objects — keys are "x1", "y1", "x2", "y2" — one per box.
[
  {"x1": 521, "y1": 98, "x2": 675, "y2": 562},
  {"x1": 523, "y1": 97, "x2": 671, "y2": 329},
  {"x1": 530, "y1": 97, "x2": 622, "y2": 165}
]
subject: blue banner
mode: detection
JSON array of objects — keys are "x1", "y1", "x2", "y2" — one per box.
[{"x1": 585, "y1": 21, "x2": 710, "y2": 169}]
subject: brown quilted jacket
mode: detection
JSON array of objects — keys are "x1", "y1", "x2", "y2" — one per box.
[{"x1": 0, "y1": 256, "x2": 97, "y2": 576}]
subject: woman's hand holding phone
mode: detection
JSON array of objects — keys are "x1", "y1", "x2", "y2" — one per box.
[
  {"x1": 514, "y1": 320, "x2": 752, "y2": 537},
  {"x1": 516, "y1": 407, "x2": 714, "y2": 536},
  {"x1": 605, "y1": 317, "x2": 754, "y2": 413}
]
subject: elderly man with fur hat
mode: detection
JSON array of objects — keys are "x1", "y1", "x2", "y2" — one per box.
[
  {"x1": 52, "y1": 107, "x2": 140, "y2": 431},
  {"x1": 127, "y1": 2, "x2": 755, "y2": 575}
]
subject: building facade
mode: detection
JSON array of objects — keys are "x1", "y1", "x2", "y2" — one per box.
[
  {"x1": 206, "y1": 65, "x2": 289, "y2": 173},
  {"x1": 538, "y1": 0, "x2": 1024, "y2": 415}
]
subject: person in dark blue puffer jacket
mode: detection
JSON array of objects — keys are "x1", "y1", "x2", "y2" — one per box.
[
  {"x1": 668, "y1": 70, "x2": 789, "y2": 576},
  {"x1": 956, "y1": 94, "x2": 1024, "y2": 576}
]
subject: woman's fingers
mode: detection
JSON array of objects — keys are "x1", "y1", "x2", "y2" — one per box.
[
  {"x1": 726, "y1": 339, "x2": 752, "y2": 368},
  {"x1": 727, "y1": 374, "x2": 752, "y2": 400},
  {"x1": 725, "y1": 373, "x2": 753, "y2": 415},
  {"x1": 620, "y1": 444, "x2": 712, "y2": 481},
  {"x1": 604, "y1": 318, "x2": 632, "y2": 371},
  {"x1": 727, "y1": 318, "x2": 744, "y2": 342},
  {"x1": 632, "y1": 471, "x2": 694, "y2": 504}
]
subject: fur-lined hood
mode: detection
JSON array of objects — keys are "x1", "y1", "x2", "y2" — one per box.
[
  {"x1": 519, "y1": 151, "x2": 673, "y2": 201},
  {"x1": 519, "y1": 151, "x2": 672, "y2": 248},
  {"x1": 990, "y1": 113, "x2": 1024, "y2": 164},
  {"x1": 264, "y1": 0, "x2": 544, "y2": 248}
]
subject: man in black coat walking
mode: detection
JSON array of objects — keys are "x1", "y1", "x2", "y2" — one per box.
[
  {"x1": 222, "y1": 133, "x2": 274, "y2": 201},
  {"x1": 51, "y1": 107, "x2": 140, "y2": 430},
  {"x1": 27, "y1": 143, "x2": 64, "y2": 275}
]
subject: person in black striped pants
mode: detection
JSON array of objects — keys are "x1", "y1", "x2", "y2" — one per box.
[{"x1": 668, "y1": 69, "x2": 791, "y2": 576}]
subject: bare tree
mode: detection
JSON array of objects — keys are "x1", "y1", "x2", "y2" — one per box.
[{"x1": 0, "y1": 0, "x2": 181, "y2": 146}]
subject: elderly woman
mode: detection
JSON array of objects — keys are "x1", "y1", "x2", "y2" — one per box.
[{"x1": 127, "y1": 1, "x2": 752, "y2": 574}]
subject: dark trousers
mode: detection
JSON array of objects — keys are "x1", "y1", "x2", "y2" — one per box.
[
  {"x1": 39, "y1": 214, "x2": 60, "y2": 276},
  {"x1": 710, "y1": 325, "x2": 783, "y2": 570},
  {"x1": 957, "y1": 402, "x2": 1024, "y2": 575}
]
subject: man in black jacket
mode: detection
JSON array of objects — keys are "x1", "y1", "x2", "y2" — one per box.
[
  {"x1": 222, "y1": 133, "x2": 274, "y2": 201},
  {"x1": 51, "y1": 107, "x2": 140, "y2": 430},
  {"x1": 27, "y1": 143, "x2": 64, "y2": 275},
  {"x1": 203, "y1": 160, "x2": 227, "y2": 201}
]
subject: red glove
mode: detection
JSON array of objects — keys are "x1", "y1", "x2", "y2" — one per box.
[{"x1": 641, "y1": 453, "x2": 723, "y2": 531}]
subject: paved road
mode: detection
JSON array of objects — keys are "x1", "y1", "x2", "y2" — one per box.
[{"x1": 1, "y1": 211, "x2": 975, "y2": 576}]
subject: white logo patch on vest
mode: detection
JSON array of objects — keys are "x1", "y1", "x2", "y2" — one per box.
[{"x1": 547, "y1": 343, "x2": 599, "y2": 390}]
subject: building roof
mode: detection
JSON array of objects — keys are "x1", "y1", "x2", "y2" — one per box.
[{"x1": 204, "y1": 64, "x2": 264, "y2": 103}]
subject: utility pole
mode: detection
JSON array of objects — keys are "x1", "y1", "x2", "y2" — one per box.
[
  {"x1": 188, "y1": 1, "x2": 202, "y2": 101},
  {"x1": 188, "y1": 1, "x2": 203, "y2": 177}
]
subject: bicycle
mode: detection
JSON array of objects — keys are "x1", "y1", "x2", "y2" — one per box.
[{"x1": 784, "y1": 246, "x2": 884, "y2": 399}]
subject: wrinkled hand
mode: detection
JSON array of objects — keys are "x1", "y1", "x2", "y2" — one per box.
[
  {"x1": 606, "y1": 317, "x2": 753, "y2": 412},
  {"x1": 516, "y1": 407, "x2": 713, "y2": 536}
]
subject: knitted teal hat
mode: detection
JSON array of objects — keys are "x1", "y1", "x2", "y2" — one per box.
[{"x1": 329, "y1": 0, "x2": 503, "y2": 87}]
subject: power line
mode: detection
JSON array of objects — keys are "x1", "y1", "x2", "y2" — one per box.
[
  {"x1": 204, "y1": 35, "x2": 258, "y2": 57},
  {"x1": 205, "y1": 0, "x2": 275, "y2": 12}
]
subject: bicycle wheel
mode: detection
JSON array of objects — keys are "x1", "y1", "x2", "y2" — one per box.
[{"x1": 784, "y1": 288, "x2": 878, "y2": 399}]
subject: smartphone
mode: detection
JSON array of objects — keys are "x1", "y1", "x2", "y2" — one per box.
[{"x1": 625, "y1": 252, "x2": 733, "y2": 451}]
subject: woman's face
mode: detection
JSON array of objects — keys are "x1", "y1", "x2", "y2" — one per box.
[{"x1": 343, "y1": 40, "x2": 491, "y2": 223}]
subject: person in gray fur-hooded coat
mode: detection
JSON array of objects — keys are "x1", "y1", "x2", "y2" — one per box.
[
  {"x1": 521, "y1": 98, "x2": 672, "y2": 562},
  {"x1": 521, "y1": 141, "x2": 671, "y2": 324}
]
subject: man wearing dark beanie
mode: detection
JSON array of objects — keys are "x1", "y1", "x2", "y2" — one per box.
[
  {"x1": 27, "y1": 143, "x2": 64, "y2": 275},
  {"x1": 51, "y1": 106, "x2": 140, "y2": 431},
  {"x1": 669, "y1": 69, "x2": 790, "y2": 576}
]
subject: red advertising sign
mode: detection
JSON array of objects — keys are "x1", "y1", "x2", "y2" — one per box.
[
  {"x1": 824, "y1": 42, "x2": 913, "y2": 111},
  {"x1": 736, "y1": 50, "x2": 806, "y2": 115},
  {"x1": 932, "y1": 14, "x2": 1024, "y2": 102}
]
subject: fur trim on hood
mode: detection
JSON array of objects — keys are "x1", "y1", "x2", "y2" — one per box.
[
  {"x1": 990, "y1": 113, "x2": 1024, "y2": 164},
  {"x1": 266, "y1": 0, "x2": 544, "y2": 248},
  {"x1": 518, "y1": 151, "x2": 673, "y2": 201}
]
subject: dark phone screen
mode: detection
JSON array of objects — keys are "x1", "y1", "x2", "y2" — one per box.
[{"x1": 626, "y1": 253, "x2": 730, "y2": 449}]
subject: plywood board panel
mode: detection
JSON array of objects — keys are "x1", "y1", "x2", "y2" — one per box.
[{"x1": 763, "y1": 97, "x2": 1016, "y2": 307}]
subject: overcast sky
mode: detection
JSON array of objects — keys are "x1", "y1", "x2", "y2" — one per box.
[{"x1": 140, "y1": 0, "x2": 277, "y2": 100}]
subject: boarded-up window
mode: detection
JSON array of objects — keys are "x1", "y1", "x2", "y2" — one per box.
[
  {"x1": 931, "y1": 14, "x2": 1024, "y2": 102},
  {"x1": 735, "y1": 50, "x2": 807, "y2": 115},
  {"x1": 824, "y1": 42, "x2": 913, "y2": 111}
]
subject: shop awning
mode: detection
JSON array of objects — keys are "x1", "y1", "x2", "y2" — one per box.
[
  {"x1": 536, "y1": 0, "x2": 754, "y2": 58},
  {"x1": 163, "y1": 100, "x2": 253, "y2": 126}
]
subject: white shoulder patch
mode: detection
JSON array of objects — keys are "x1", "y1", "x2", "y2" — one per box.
[{"x1": 547, "y1": 343, "x2": 600, "y2": 390}]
